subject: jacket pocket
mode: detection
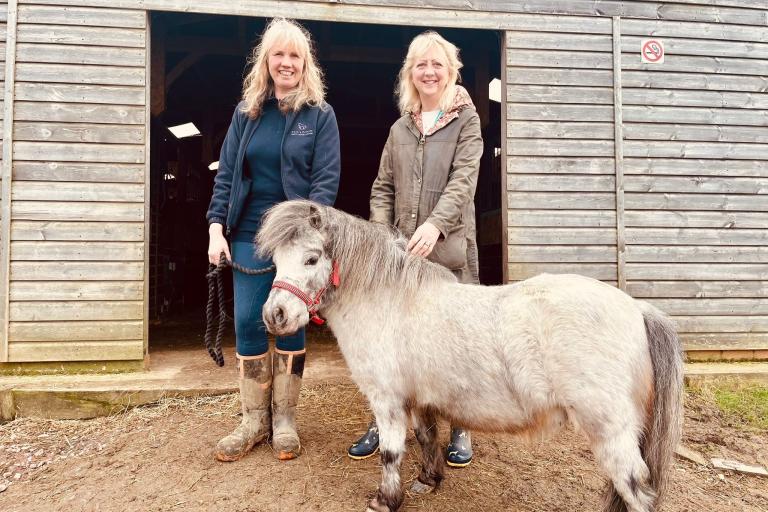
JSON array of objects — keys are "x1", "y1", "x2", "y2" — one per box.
[{"x1": 429, "y1": 224, "x2": 467, "y2": 270}]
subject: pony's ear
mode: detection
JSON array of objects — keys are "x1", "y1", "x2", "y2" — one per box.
[{"x1": 308, "y1": 204, "x2": 323, "y2": 230}]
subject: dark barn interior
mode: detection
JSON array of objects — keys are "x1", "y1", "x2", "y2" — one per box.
[{"x1": 148, "y1": 13, "x2": 502, "y2": 345}]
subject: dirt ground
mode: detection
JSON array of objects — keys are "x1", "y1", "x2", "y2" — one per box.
[{"x1": 1, "y1": 378, "x2": 766, "y2": 512}]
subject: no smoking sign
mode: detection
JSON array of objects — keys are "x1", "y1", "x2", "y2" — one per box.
[{"x1": 641, "y1": 39, "x2": 664, "y2": 64}]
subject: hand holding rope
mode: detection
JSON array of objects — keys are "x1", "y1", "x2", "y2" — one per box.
[{"x1": 204, "y1": 251, "x2": 276, "y2": 366}]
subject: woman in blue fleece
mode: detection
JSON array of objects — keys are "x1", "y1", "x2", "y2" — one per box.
[{"x1": 206, "y1": 18, "x2": 340, "y2": 462}]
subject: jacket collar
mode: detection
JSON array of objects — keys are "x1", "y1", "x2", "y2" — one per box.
[{"x1": 409, "y1": 85, "x2": 476, "y2": 136}]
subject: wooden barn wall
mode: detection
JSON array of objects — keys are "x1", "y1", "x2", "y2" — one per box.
[
  {"x1": 0, "y1": 0, "x2": 765, "y2": 364},
  {"x1": 6, "y1": 0, "x2": 768, "y2": 27},
  {"x1": 505, "y1": 15, "x2": 768, "y2": 356},
  {"x1": 505, "y1": 15, "x2": 618, "y2": 287},
  {"x1": 618, "y1": 18, "x2": 768, "y2": 357},
  {"x1": 0, "y1": 0, "x2": 9, "y2": 362},
  {"x1": 4, "y1": 2, "x2": 146, "y2": 362}
]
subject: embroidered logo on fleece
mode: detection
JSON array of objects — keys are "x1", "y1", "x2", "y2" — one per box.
[{"x1": 291, "y1": 122, "x2": 314, "y2": 136}]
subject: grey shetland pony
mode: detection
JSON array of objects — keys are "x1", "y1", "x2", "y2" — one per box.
[{"x1": 258, "y1": 200, "x2": 684, "y2": 512}]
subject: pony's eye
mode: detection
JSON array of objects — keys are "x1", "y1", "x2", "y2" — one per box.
[{"x1": 304, "y1": 256, "x2": 318, "y2": 266}]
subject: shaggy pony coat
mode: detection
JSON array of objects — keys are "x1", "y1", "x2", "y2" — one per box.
[{"x1": 258, "y1": 200, "x2": 684, "y2": 512}]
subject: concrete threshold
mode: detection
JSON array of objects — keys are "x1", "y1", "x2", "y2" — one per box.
[
  {"x1": 0, "y1": 346, "x2": 765, "y2": 421},
  {"x1": 0, "y1": 342, "x2": 350, "y2": 421}
]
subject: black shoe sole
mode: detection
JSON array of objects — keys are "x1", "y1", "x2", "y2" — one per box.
[
  {"x1": 348, "y1": 446, "x2": 380, "y2": 460},
  {"x1": 446, "y1": 457, "x2": 472, "y2": 468}
]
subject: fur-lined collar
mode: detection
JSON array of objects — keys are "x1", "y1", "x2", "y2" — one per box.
[{"x1": 410, "y1": 85, "x2": 476, "y2": 136}]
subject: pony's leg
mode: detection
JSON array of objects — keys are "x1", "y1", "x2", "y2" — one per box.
[
  {"x1": 409, "y1": 407, "x2": 443, "y2": 494},
  {"x1": 590, "y1": 428, "x2": 656, "y2": 512},
  {"x1": 365, "y1": 405, "x2": 408, "y2": 512}
]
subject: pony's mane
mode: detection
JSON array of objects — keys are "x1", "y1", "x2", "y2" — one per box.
[{"x1": 258, "y1": 201, "x2": 455, "y2": 296}]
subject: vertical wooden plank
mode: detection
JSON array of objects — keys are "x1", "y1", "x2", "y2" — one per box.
[
  {"x1": 612, "y1": 16, "x2": 626, "y2": 291},
  {"x1": 143, "y1": 10, "x2": 150, "y2": 363},
  {"x1": 149, "y1": 14, "x2": 164, "y2": 116},
  {"x1": 474, "y1": 48, "x2": 489, "y2": 130},
  {"x1": 0, "y1": 0, "x2": 17, "y2": 362},
  {"x1": 501, "y1": 34, "x2": 509, "y2": 284}
]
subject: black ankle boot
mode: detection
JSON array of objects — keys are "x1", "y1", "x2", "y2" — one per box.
[
  {"x1": 446, "y1": 427, "x2": 472, "y2": 467},
  {"x1": 347, "y1": 420, "x2": 379, "y2": 460}
]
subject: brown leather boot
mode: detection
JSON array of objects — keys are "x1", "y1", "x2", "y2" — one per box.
[
  {"x1": 271, "y1": 348, "x2": 305, "y2": 460},
  {"x1": 215, "y1": 352, "x2": 272, "y2": 462}
]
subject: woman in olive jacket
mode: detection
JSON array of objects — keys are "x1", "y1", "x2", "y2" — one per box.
[{"x1": 348, "y1": 31, "x2": 483, "y2": 467}]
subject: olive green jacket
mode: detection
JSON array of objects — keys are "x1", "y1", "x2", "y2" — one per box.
[{"x1": 369, "y1": 88, "x2": 483, "y2": 277}]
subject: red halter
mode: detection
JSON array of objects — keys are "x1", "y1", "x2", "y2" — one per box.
[{"x1": 271, "y1": 261, "x2": 340, "y2": 325}]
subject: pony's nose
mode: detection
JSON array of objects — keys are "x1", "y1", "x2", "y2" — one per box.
[
  {"x1": 266, "y1": 305, "x2": 286, "y2": 329},
  {"x1": 273, "y1": 306, "x2": 285, "y2": 325}
]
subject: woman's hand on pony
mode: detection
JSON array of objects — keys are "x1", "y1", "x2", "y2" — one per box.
[{"x1": 407, "y1": 222, "x2": 440, "y2": 258}]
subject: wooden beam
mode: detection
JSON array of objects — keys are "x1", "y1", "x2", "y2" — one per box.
[
  {"x1": 144, "y1": 10, "x2": 151, "y2": 362},
  {"x1": 150, "y1": 14, "x2": 165, "y2": 116},
  {"x1": 165, "y1": 51, "x2": 202, "y2": 91},
  {"x1": 10, "y1": 0, "x2": 768, "y2": 29},
  {"x1": 613, "y1": 17, "x2": 626, "y2": 292},
  {"x1": 500, "y1": 34, "x2": 509, "y2": 284},
  {"x1": 0, "y1": 0, "x2": 18, "y2": 363},
  {"x1": 10, "y1": 281, "x2": 144, "y2": 301},
  {"x1": 474, "y1": 54, "x2": 489, "y2": 129},
  {"x1": 12, "y1": 204, "x2": 145, "y2": 223},
  {"x1": 165, "y1": 36, "x2": 242, "y2": 56},
  {"x1": 628, "y1": 280, "x2": 768, "y2": 299},
  {"x1": 8, "y1": 340, "x2": 144, "y2": 363},
  {"x1": 10, "y1": 301, "x2": 143, "y2": 321},
  {"x1": 17, "y1": 24, "x2": 146, "y2": 48},
  {"x1": 10, "y1": 261, "x2": 144, "y2": 281},
  {"x1": 10, "y1": 241, "x2": 144, "y2": 261},
  {"x1": 17, "y1": 5, "x2": 146, "y2": 29},
  {"x1": 16, "y1": 63, "x2": 146, "y2": 86},
  {"x1": 15, "y1": 83, "x2": 145, "y2": 106}
]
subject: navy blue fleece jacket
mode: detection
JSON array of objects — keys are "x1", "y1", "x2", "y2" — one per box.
[{"x1": 206, "y1": 100, "x2": 341, "y2": 233}]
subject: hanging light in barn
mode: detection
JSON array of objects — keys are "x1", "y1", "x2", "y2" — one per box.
[{"x1": 168, "y1": 122, "x2": 201, "y2": 138}]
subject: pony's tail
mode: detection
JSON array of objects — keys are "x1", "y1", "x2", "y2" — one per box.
[
  {"x1": 641, "y1": 304, "x2": 685, "y2": 503},
  {"x1": 607, "y1": 303, "x2": 684, "y2": 512}
]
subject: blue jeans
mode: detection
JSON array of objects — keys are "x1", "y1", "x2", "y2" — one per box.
[{"x1": 231, "y1": 241, "x2": 305, "y2": 356}]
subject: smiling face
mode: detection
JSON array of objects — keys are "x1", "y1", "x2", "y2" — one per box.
[
  {"x1": 268, "y1": 41, "x2": 304, "y2": 98},
  {"x1": 411, "y1": 45, "x2": 449, "y2": 109}
]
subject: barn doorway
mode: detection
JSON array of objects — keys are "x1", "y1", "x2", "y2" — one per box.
[{"x1": 147, "y1": 13, "x2": 503, "y2": 352}]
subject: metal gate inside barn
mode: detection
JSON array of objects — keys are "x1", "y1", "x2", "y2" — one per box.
[{"x1": 0, "y1": 1, "x2": 765, "y2": 371}]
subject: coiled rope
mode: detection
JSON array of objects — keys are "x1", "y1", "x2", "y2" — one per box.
[{"x1": 204, "y1": 251, "x2": 275, "y2": 366}]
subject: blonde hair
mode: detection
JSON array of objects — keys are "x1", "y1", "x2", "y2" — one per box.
[
  {"x1": 396, "y1": 31, "x2": 463, "y2": 115},
  {"x1": 241, "y1": 18, "x2": 326, "y2": 118}
]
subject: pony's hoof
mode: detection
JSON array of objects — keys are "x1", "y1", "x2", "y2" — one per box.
[
  {"x1": 365, "y1": 497, "x2": 392, "y2": 512},
  {"x1": 409, "y1": 479, "x2": 435, "y2": 495}
]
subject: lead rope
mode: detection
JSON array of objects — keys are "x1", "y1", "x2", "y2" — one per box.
[{"x1": 204, "y1": 251, "x2": 275, "y2": 366}]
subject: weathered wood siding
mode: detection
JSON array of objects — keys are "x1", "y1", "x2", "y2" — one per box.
[
  {"x1": 620, "y1": 18, "x2": 768, "y2": 356},
  {"x1": 5, "y1": 2, "x2": 146, "y2": 362},
  {"x1": 11, "y1": 0, "x2": 768, "y2": 27},
  {"x1": 506, "y1": 15, "x2": 619, "y2": 288},
  {"x1": 0, "y1": 0, "x2": 765, "y2": 365},
  {"x1": 506, "y1": 14, "x2": 768, "y2": 355},
  {"x1": 0, "y1": 0, "x2": 9, "y2": 362}
]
